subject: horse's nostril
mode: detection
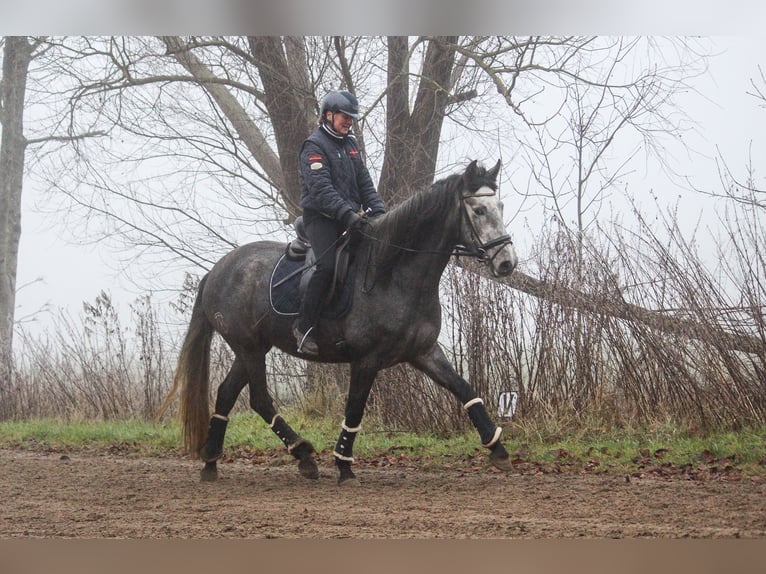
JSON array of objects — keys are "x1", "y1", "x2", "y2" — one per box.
[{"x1": 496, "y1": 260, "x2": 513, "y2": 276}]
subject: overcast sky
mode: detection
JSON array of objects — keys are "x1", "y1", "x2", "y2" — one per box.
[{"x1": 10, "y1": 34, "x2": 766, "y2": 337}]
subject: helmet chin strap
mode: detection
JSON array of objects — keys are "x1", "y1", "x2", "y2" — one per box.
[
  {"x1": 322, "y1": 113, "x2": 356, "y2": 139},
  {"x1": 321, "y1": 121, "x2": 347, "y2": 140}
]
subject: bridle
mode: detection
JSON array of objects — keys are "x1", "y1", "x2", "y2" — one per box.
[
  {"x1": 351, "y1": 185, "x2": 514, "y2": 278},
  {"x1": 453, "y1": 190, "x2": 514, "y2": 265},
  {"x1": 356, "y1": 186, "x2": 513, "y2": 293}
]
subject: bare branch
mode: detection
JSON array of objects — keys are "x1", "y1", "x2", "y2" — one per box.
[{"x1": 25, "y1": 130, "x2": 106, "y2": 147}]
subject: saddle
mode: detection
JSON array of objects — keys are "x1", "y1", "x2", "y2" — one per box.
[{"x1": 269, "y1": 217, "x2": 355, "y2": 318}]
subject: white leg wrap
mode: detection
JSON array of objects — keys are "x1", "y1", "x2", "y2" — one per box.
[
  {"x1": 212, "y1": 414, "x2": 229, "y2": 422},
  {"x1": 341, "y1": 419, "x2": 362, "y2": 433},
  {"x1": 333, "y1": 451, "x2": 355, "y2": 462},
  {"x1": 482, "y1": 427, "x2": 503, "y2": 448},
  {"x1": 463, "y1": 397, "x2": 484, "y2": 410}
]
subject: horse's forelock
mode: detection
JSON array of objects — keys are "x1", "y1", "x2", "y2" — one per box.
[
  {"x1": 472, "y1": 174, "x2": 499, "y2": 192},
  {"x1": 463, "y1": 163, "x2": 499, "y2": 194}
]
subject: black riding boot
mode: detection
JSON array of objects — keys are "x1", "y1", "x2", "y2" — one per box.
[{"x1": 295, "y1": 212, "x2": 342, "y2": 356}]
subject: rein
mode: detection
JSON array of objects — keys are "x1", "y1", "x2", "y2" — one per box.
[{"x1": 362, "y1": 191, "x2": 513, "y2": 262}]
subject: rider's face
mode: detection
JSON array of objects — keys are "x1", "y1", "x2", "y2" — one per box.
[{"x1": 328, "y1": 111, "x2": 354, "y2": 135}]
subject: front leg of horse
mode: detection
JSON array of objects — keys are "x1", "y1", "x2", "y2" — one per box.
[
  {"x1": 463, "y1": 398, "x2": 512, "y2": 471},
  {"x1": 333, "y1": 419, "x2": 362, "y2": 485},
  {"x1": 411, "y1": 345, "x2": 512, "y2": 471},
  {"x1": 333, "y1": 362, "x2": 377, "y2": 485}
]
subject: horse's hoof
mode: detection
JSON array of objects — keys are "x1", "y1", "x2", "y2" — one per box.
[
  {"x1": 200, "y1": 466, "x2": 219, "y2": 482},
  {"x1": 489, "y1": 454, "x2": 514, "y2": 472},
  {"x1": 338, "y1": 476, "x2": 360, "y2": 487},
  {"x1": 298, "y1": 458, "x2": 319, "y2": 480}
]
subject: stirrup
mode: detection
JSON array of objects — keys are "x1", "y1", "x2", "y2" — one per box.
[{"x1": 293, "y1": 325, "x2": 319, "y2": 356}]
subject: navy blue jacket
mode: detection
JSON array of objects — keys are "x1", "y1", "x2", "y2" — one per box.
[{"x1": 299, "y1": 125, "x2": 385, "y2": 220}]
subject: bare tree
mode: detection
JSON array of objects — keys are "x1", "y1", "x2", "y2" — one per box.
[
  {"x1": 31, "y1": 36, "x2": 466, "y2": 278},
  {"x1": 378, "y1": 36, "x2": 459, "y2": 203},
  {"x1": 31, "y1": 35, "x2": 753, "y2": 361},
  {"x1": 0, "y1": 36, "x2": 108, "y2": 407},
  {"x1": 0, "y1": 37, "x2": 34, "y2": 401},
  {"x1": 41, "y1": 37, "x2": 700, "y2": 258}
]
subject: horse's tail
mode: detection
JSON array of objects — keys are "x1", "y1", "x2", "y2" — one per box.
[{"x1": 157, "y1": 274, "x2": 213, "y2": 458}]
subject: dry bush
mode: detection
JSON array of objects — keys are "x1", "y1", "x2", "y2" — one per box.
[
  {"x1": 368, "y1": 200, "x2": 766, "y2": 433},
  {"x1": 9, "y1": 288, "x2": 235, "y2": 420},
  {"x1": 11, "y1": 291, "x2": 165, "y2": 419}
]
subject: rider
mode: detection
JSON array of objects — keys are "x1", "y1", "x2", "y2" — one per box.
[{"x1": 293, "y1": 90, "x2": 386, "y2": 356}]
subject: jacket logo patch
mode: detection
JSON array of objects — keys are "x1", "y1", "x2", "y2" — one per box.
[
  {"x1": 310, "y1": 162, "x2": 323, "y2": 170},
  {"x1": 308, "y1": 154, "x2": 323, "y2": 162},
  {"x1": 349, "y1": 149, "x2": 360, "y2": 157}
]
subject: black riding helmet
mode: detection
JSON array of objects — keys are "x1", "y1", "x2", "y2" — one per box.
[{"x1": 320, "y1": 90, "x2": 360, "y2": 120}]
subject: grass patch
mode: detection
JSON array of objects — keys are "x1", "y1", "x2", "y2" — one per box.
[
  {"x1": 0, "y1": 414, "x2": 764, "y2": 477},
  {"x1": 0, "y1": 418, "x2": 181, "y2": 455},
  {"x1": 499, "y1": 423, "x2": 766, "y2": 476}
]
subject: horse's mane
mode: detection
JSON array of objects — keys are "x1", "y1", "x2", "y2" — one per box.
[{"x1": 369, "y1": 163, "x2": 499, "y2": 274}]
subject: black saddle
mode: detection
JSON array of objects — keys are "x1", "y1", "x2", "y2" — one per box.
[
  {"x1": 285, "y1": 216, "x2": 310, "y2": 259},
  {"x1": 268, "y1": 217, "x2": 355, "y2": 318}
]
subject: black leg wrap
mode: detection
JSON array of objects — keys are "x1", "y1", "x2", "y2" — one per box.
[
  {"x1": 201, "y1": 416, "x2": 228, "y2": 462},
  {"x1": 333, "y1": 426, "x2": 359, "y2": 462},
  {"x1": 464, "y1": 399, "x2": 502, "y2": 447},
  {"x1": 270, "y1": 415, "x2": 302, "y2": 452}
]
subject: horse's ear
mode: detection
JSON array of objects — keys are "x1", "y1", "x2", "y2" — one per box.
[
  {"x1": 464, "y1": 160, "x2": 479, "y2": 184},
  {"x1": 487, "y1": 159, "x2": 501, "y2": 181}
]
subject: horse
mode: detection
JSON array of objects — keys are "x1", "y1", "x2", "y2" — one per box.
[{"x1": 162, "y1": 159, "x2": 518, "y2": 484}]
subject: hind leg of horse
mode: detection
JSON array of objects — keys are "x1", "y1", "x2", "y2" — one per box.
[
  {"x1": 334, "y1": 361, "x2": 378, "y2": 485},
  {"x1": 199, "y1": 357, "x2": 249, "y2": 482},
  {"x1": 244, "y1": 353, "x2": 319, "y2": 480},
  {"x1": 410, "y1": 344, "x2": 512, "y2": 471}
]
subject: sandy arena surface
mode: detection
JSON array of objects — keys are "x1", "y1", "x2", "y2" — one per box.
[{"x1": 1, "y1": 447, "x2": 765, "y2": 539}]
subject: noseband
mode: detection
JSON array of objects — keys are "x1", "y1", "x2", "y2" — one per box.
[{"x1": 454, "y1": 191, "x2": 513, "y2": 265}]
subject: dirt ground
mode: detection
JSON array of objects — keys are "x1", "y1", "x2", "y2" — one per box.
[{"x1": 1, "y1": 447, "x2": 765, "y2": 539}]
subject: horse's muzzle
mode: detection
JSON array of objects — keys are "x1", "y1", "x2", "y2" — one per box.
[{"x1": 491, "y1": 245, "x2": 518, "y2": 277}]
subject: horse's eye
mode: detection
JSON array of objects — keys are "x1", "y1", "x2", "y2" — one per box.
[{"x1": 473, "y1": 206, "x2": 487, "y2": 216}]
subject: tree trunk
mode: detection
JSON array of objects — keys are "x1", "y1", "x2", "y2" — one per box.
[
  {"x1": 248, "y1": 36, "x2": 315, "y2": 219},
  {"x1": 0, "y1": 36, "x2": 33, "y2": 411},
  {"x1": 378, "y1": 36, "x2": 457, "y2": 204}
]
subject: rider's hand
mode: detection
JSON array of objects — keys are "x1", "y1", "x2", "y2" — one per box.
[
  {"x1": 340, "y1": 209, "x2": 371, "y2": 246},
  {"x1": 341, "y1": 209, "x2": 367, "y2": 232}
]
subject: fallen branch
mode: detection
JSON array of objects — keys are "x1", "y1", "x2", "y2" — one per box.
[{"x1": 465, "y1": 262, "x2": 765, "y2": 356}]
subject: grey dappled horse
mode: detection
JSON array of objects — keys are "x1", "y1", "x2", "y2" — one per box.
[{"x1": 165, "y1": 160, "x2": 518, "y2": 484}]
